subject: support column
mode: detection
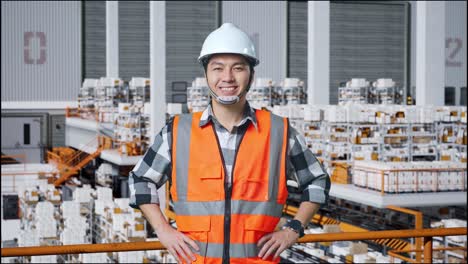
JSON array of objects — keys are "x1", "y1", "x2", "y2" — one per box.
[
  {"x1": 150, "y1": 1, "x2": 167, "y2": 213},
  {"x1": 307, "y1": 1, "x2": 330, "y2": 105},
  {"x1": 106, "y1": 1, "x2": 119, "y2": 78},
  {"x1": 415, "y1": 1, "x2": 445, "y2": 106}
]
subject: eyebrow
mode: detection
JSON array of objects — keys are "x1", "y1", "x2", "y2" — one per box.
[{"x1": 209, "y1": 61, "x2": 248, "y2": 67}]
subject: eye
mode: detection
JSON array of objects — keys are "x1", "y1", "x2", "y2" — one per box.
[
  {"x1": 212, "y1": 67, "x2": 222, "y2": 71},
  {"x1": 234, "y1": 67, "x2": 245, "y2": 71}
]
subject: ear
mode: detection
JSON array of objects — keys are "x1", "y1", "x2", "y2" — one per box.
[{"x1": 249, "y1": 70, "x2": 255, "y2": 87}]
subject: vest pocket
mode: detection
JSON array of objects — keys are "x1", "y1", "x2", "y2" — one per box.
[
  {"x1": 176, "y1": 216, "x2": 211, "y2": 263},
  {"x1": 241, "y1": 178, "x2": 266, "y2": 201},
  {"x1": 188, "y1": 164, "x2": 223, "y2": 200},
  {"x1": 244, "y1": 216, "x2": 278, "y2": 244}
]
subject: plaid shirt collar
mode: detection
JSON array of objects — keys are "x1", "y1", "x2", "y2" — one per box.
[{"x1": 199, "y1": 102, "x2": 258, "y2": 131}]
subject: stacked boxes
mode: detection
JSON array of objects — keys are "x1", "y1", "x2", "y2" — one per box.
[
  {"x1": 247, "y1": 78, "x2": 275, "y2": 109},
  {"x1": 187, "y1": 77, "x2": 210, "y2": 112},
  {"x1": 338, "y1": 78, "x2": 372, "y2": 105},
  {"x1": 353, "y1": 161, "x2": 467, "y2": 193},
  {"x1": 279, "y1": 78, "x2": 307, "y2": 105}
]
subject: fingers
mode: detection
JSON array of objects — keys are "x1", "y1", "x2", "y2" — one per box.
[
  {"x1": 179, "y1": 239, "x2": 197, "y2": 262},
  {"x1": 273, "y1": 243, "x2": 288, "y2": 260},
  {"x1": 174, "y1": 243, "x2": 193, "y2": 264},
  {"x1": 168, "y1": 247, "x2": 181, "y2": 264},
  {"x1": 257, "y1": 233, "x2": 272, "y2": 247},
  {"x1": 258, "y1": 236, "x2": 275, "y2": 259},
  {"x1": 183, "y1": 235, "x2": 200, "y2": 252},
  {"x1": 261, "y1": 240, "x2": 280, "y2": 260}
]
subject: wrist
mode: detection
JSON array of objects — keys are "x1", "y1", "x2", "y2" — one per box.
[
  {"x1": 282, "y1": 219, "x2": 305, "y2": 238},
  {"x1": 153, "y1": 221, "x2": 171, "y2": 234}
]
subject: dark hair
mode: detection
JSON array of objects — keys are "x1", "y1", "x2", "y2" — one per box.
[{"x1": 201, "y1": 54, "x2": 256, "y2": 73}]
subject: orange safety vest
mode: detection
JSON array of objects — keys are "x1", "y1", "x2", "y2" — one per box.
[{"x1": 171, "y1": 109, "x2": 289, "y2": 264}]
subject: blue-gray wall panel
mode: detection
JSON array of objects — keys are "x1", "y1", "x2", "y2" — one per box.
[
  {"x1": 222, "y1": 1, "x2": 287, "y2": 82},
  {"x1": 1, "y1": 1, "x2": 81, "y2": 102}
]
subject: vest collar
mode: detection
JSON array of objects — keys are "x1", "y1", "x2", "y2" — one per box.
[{"x1": 199, "y1": 102, "x2": 258, "y2": 131}]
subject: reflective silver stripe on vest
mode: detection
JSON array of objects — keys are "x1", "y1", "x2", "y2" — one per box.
[
  {"x1": 174, "y1": 111, "x2": 286, "y2": 211},
  {"x1": 194, "y1": 241, "x2": 260, "y2": 259},
  {"x1": 268, "y1": 114, "x2": 285, "y2": 202},
  {"x1": 173, "y1": 200, "x2": 284, "y2": 217},
  {"x1": 175, "y1": 114, "x2": 192, "y2": 201}
]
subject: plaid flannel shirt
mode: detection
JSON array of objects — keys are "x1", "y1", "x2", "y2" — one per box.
[{"x1": 129, "y1": 103, "x2": 330, "y2": 209}]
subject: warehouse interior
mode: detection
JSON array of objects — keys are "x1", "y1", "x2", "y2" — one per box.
[{"x1": 1, "y1": 1, "x2": 467, "y2": 263}]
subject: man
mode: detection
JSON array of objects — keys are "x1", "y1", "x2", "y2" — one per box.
[{"x1": 129, "y1": 23, "x2": 330, "y2": 264}]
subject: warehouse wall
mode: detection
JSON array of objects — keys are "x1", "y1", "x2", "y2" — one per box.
[
  {"x1": 329, "y1": 2, "x2": 408, "y2": 105},
  {"x1": 288, "y1": 1, "x2": 308, "y2": 85},
  {"x1": 119, "y1": 1, "x2": 150, "y2": 81},
  {"x1": 445, "y1": 1, "x2": 467, "y2": 92},
  {"x1": 1, "y1": 1, "x2": 81, "y2": 106},
  {"x1": 83, "y1": 1, "x2": 106, "y2": 79},
  {"x1": 222, "y1": 1, "x2": 287, "y2": 82},
  {"x1": 166, "y1": 1, "x2": 218, "y2": 103},
  {"x1": 410, "y1": 1, "x2": 467, "y2": 105}
]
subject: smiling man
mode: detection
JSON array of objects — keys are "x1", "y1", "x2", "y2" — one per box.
[{"x1": 129, "y1": 23, "x2": 330, "y2": 264}]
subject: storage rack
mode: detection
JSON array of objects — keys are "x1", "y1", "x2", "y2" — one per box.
[
  {"x1": 380, "y1": 123, "x2": 410, "y2": 162},
  {"x1": 279, "y1": 78, "x2": 306, "y2": 105},
  {"x1": 128, "y1": 78, "x2": 150, "y2": 108},
  {"x1": 96, "y1": 78, "x2": 125, "y2": 123},
  {"x1": 349, "y1": 123, "x2": 380, "y2": 162},
  {"x1": 187, "y1": 77, "x2": 210, "y2": 112},
  {"x1": 409, "y1": 123, "x2": 438, "y2": 161},
  {"x1": 302, "y1": 121, "x2": 324, "y2": 158},
  {"x1": 77, "y1": 78, "x2": 98, "y2": 120},
  {"x1": 115, "y1": 105, "x2": 144, "y2": 156}
]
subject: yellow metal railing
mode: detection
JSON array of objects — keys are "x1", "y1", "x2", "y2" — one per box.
[{"x1": 1, "y1": 227, "x2": 466, "y2": 263}]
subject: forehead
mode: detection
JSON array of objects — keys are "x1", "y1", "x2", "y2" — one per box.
[{"x1": 208, "y1": 53, "x2": 249, "y2": 65}]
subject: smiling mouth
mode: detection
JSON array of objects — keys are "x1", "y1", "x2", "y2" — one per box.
[{"x1": 218, "y1": 86, "x2": 238, "y2": 95}]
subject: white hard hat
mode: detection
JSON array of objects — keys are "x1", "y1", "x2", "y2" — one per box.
[{"x1": 198, "y1": 23, "x2": 259, "y2": 66}]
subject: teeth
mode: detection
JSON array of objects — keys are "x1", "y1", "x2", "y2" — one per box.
[{"x1": 221, "y1": 87, "x2": 235, "y2": 91}]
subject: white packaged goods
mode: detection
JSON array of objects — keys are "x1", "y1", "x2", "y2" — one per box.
[
  {"x1": 280, "y1": 78, "x2": 306, "y2": 105},
  {"x1": 115, "y1": 198, "x2": 131, "y2": 211},
  {"x1": 61, "y1": 227, "x2": 87, "y2": 245},
  {"x1": 36, "y1": 201, "x2": 55, "y2": 218},
  {"x1": 82, "y1": 253, "x2": 108, "y2": 263},
  {"x1": 1, "y1": 219, "x2": 21, "y2": 241},
  {"x1": 353, "y1": 161, "x2": 467, "y2": 193},
  {"x1": 95, "y1": 200, "x2": 115, "y2": 216},
  {"x1": 61, "y1": 201, "x2": 81, "y2": 219},
  {"x1": 117, "y1": 251, "x2": 144, "y2": 263},
  {"x1": 304, "y1": 105, "x2": 323, "y2": 121},
  {"x1": 31, "y1": 255, "x2": 57, "y2": 264},
  {"x1": 73, "y1": 185, "x2": 94, "y2": 203},
  {"x1": 167, "y1": 103, "x2": 183, "y2": 115},
  {"x1": 118, "y1": 103, "x2": 132, "y2": 114},
  {"x1": 331, "y1": 241, "x2": 351, "y2": 256},
  {"x1": 18, "y1": 229, "x2": 40, "y2": 247},
  {"x1": 247, "y1": 78, "x2": 274, "y2": 108},
  {"x1": 187, "y1": 77, "x2": 210, "y2": 112},
  {"x1": 325, "y1": 105, "x2": 347, "y2": 123},
  {"x1": 112, "y1": 213, "x2": 134, "y2": 234},
  {"x1": 37, "y1": 216, "x2": 57, "y2": 238},
  {"x1": 373, "y1": 78, "x2": 395, "y2": 88},
  {"x1": 97, "y1": 186, "x2": 113, "y2": 201}
]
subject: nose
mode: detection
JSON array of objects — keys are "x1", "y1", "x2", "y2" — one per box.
[{"x1": 221, "y1": 69, "x2": 234, "y2": 83}]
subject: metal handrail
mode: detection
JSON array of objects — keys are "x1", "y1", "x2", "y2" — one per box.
[{"x1": 2, "y1": 227, "x2": 466, "y2": 263}]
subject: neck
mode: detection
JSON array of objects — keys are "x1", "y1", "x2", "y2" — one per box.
[{"x1": 211, "y1": 98, "x2": 246, "y2": 132}]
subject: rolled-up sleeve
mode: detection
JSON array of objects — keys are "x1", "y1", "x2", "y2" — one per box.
[
  {"x1": 129, "y1": 118, "x2": 173, "y2": 209},
  {"x1": 287, "y1": 125, "x2": 330, "y2": 206}
]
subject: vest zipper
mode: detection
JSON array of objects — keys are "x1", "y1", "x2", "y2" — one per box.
[{"x1": 211, "y1": 124, "x2": 246, "y2": 264}]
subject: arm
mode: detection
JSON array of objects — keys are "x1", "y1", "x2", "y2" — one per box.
[
  {"x1": 258, "y1": 125, "x2": 331, "y2": 261},
  {"x1": 129, "y1": 118, "x2": 199, "y2": 263},
  {"x1": 139, "y1": 204, "x2": 199, "y2": 263},
  {"x1": 257, "y1": 201, "x2": 319, "y2": 261}
]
